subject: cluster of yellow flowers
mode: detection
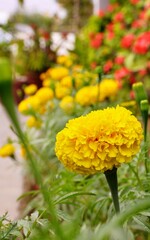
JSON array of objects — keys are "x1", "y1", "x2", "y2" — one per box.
[
  {"x1": 17, "y1": 55, "x2": 120, "y2": 128},
  {"x1": 55, "y1": 106, "x2": 143, "y2": 174},
  {"x1": 18, "y1": 87, "x2": 54, "y2": 114},
  {"x1": 75, "y1": 79, "x2": 118, "y2": 106}
]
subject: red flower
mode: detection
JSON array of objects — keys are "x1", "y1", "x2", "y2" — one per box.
[
  {"x1": 107, "y1": 3, "x2": 118, "y2": 12},
  {"x1": 103, "y1": 60, "x2": 113, "y2": 73},
  {"x1": 98, "y1": 10, "x2": 105, "y2": 18},
  {"x1": 133, "y1": 32, "x2": 150, "y2": 54},
  {"x1": 129, "y1": 75, "x2": 136, "y2": 85},
  {"x1": 139, "y1": 69, "x2": 147, "y2": 76},
  {"x1": 130, "y1": 90, "x2": 135, "y2": 99},
  {"x1": 132, "y1": 20, "x2": 144, "y2": 29},
  {"x1": 106, "y1": 23, "x2": 114, "y2": 32},
  {"x1": 115, "y1": 56, "x2": 124, "y2": 65},
  {"x1": 113, "y1": 12, "x2": 124, "y2": 22},
  {"x1": 130, "y1": 0, "x2": 140, "y2": 4},
  {"x1": 42, "y1": 31, "x2": 50, "y2": 40},
  {"x1": 106, "y1": 31, "x2": 115, "y2": 40},
  {"x1": 121, "y1": 34, "x2": 134, "y2": 48},
  {"x1": 90, "y1": 33, "x2": 103, "y2": 49},
  {"x1": 114, "y1": 67, "x2": 130, "y2": 80},
  {"x1": 91, "y1": 62, "x2": 97, "y2": 69}
]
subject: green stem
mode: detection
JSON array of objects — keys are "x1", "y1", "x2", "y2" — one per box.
[
  {"x1": 0, "y1": 82, "x2": 65, "y2": 240},
  {"x1": 142, "y1": 111, "x2": 148, "y2": 174},
  {"x1": 140, "y1": 100, "x2": 149, "y2": 174},
  {"x1": 104, "y1": 167, "x2": 120, "y2": 213}
]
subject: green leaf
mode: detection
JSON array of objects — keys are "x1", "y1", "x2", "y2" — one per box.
[
  {"x1": 17, "y1": 190, "x2": 39, "y2": 201},
  {"x1": 125, "y1": 53, "x2": 147, "y2": 71},
  {"x1": 54, "y1": 191, "x2": 95, "y2": 205}
]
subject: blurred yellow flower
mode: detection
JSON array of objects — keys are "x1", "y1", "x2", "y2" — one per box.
[
  {"x1": 60, "y1": 96, "x2": 74, "y2": 113},
  {"x1": 42, "y1": 78, "x2": 52, "y2": 87},
  {"x1": 99, "y1": 79, "x2": 119, "y2": 100},
  {"x1": 0, "y1": 143, "x2": 15, "y2": 157},
  {"x1": 35, "y1": 87, "x2": 54, "y2": 104},
  {"x1": 50, "y1": 67, "x2": 69, "y2": 81},
  {"x1": 24, "y1": 84, "x2": 37, "y2": 95},
  {"x1": 40, "y1": 72, "x2": 47, "y2": 81},
  {"x1": 55, "y1": 83, "x2": 71, "y2": 99},
  {"x1": 61, "y1": 76, "x2": 73, "y2": 88},
  {"x1": 75, "y1": 85, "x2": 99, "y2": 106},
  {"x1": 55, "y1": 106, "x2": 143, "y2": 174},
  {"x1": 75, "y1": 79, "x2": 119, "y2": 106},
  {"x1": 26, "y1": 116, "x2": 41, "y2": 128},
  {"x1": 18, "y1": 96, "x2": 41, "y2": 114},
  {"x1": 57, "y1": 55, "x2": 72, "y2": 67}
]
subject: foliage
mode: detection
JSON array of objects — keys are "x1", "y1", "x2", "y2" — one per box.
[
  {"x1": 56, "y1": 0, "x2": 93, "y2": 30},
  {"x1": 74, "y1": 0, "x2": 150, "y2": 95},
  {"x1": 1, "y1": 1, "x2": 150, "y2": 238}
]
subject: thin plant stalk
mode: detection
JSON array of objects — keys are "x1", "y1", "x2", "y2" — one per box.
[{"x1": 0, "y1": 60, "x2": 65, "y2": 240}]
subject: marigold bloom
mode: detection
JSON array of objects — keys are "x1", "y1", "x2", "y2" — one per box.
[
  {"x1": 50, "y1": 67, "x2": 69, "y2": 81},
  {"x1": 57, "y1": 55, "x2": 72, "y2": 67},
  {"x1": 61, "y1": 76, "x2": 73, "y2": 88},
  {"x1": 75, "y1": 85, "x2": 99, "y2": 106},
  {"x1": 55, "y1": 83, "x2": 71, "y2": 99},
  {"x1": 55, "y1": 106, "x2": 143, "y2": 174},
  {"x1": 35, "y1": 87, "x2": 54, "y2": 104},
  {"x1": 18, "y1": 96, "x2": 41, "y2": 114},
  {"x1": 0, "y1": 143, "x2": 15, "y2": 157},
  {"x1": 99, "y1": 79, "x2": 119, "y2": 99},
  {"x1": 42, "y1": 78, "x2": 51, "y2": 87},
  {"x1": 26, "y1": 116, "x2": 41, "y2": 128},
  {"x1": 24, "y1": 84, "x2": 37, "y2": 95},
  {"x1": 60, "y1": 96, "x2": 74, "y2": 113},
  {"x1": 75, "y1": 79, "x2": 118, "y2": 106}
]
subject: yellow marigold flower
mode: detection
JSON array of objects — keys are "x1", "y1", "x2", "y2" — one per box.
[
  {"x1": 60, "y1": 96, "x2": 74, "y2": 113},
  {"x1": 35, "y1": 87, "x2": 54, "y2": 104},
  {"x1": 18, "y1": 96, "x2": 41, "y2": 114},
  {"x1": 75, "y1": 85, "x2": 99, "y2": 106},
  {"x1": 61, "y1": 76, "x2": 73, "y2": 88},
  {"x1": 42, "y1": 78, "x2": 52, "y2": 87},
  {"x1": 57, "y1": 55, "x2": 72, "y2": 67},
  {"x1": 0, "y1": 143, "x2": 15, "y2": 157},
  {"x1": 55, "y1": 83, "x2": 71, "y2": 99},
  {"x1": 99, "y1": 79, "x2": 119, "y2": 99},
  {"x1": 50, "y1": 67, "x2": 69, "y2": 81},
  {"x1": 40, "y1": 72, "x2": 47, "y2": 81},
  {"x1": 55, "y1": 106, "x2": 143, "y2": 174},
  {"x1": 26, "y1": 116, "x2": 41, "y2": 128},
  {"x1": 24, "y1": 84, "x2": 37, "y2": 95}
]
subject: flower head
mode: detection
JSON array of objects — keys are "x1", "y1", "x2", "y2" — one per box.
[
  {"x1": 55, "y1": 106, "x2": 143, "y2": 174},
  {"x1": 0, "y1": 143, "x2": 15, "y2": 157},
  {"x1": 35, "y1": 87, "x2": 54, "y2": 104},
  {"x1": 24, "y1": 84, "x2": 37, "y2": 95},
  {"x1": 59, "y1": 96, "x2": 74, "y2": 113}
]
